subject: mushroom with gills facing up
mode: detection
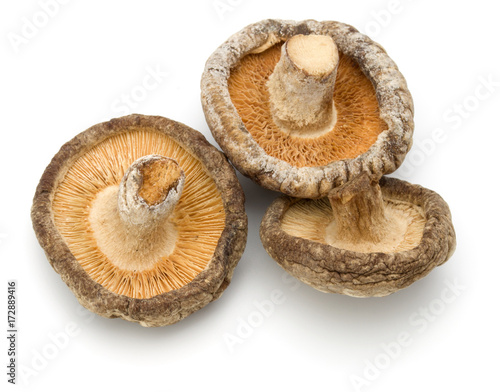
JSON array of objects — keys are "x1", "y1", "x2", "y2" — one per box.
[
  {"x1": 260, "y1": 173, "x2": 456, "y2": 297},
  {"x1": 31, "y1": 114, "x2": 247, "y2": 326},
  {"x1": 201, "y1": 19, "x2": 413, "y2": 198}
]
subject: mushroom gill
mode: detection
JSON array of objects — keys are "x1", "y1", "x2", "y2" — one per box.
[
  {"x1": 52, "y1": 129, "x2": 226, "y2": 299},
  {"x1": 227, "y1": 42, "x2": 387, "y2": 167},
  {"x1": 280, "y1": 175, "x2": 426, "y2": 253}
]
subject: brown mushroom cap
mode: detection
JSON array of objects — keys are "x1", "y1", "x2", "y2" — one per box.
[
  {"x1": 260, "y1": 176, "x2": 456, "y2": 297},
  {"x1": 201, "y1": 19, "x2": 414, "y2": 198},
  {"x1": 31, "y1": 114, "x2": 247, "y2": 326}
]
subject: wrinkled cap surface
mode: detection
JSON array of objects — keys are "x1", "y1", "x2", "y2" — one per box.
[{"x1": 260, "y1": 177, "x2": 456, "y2": 297}]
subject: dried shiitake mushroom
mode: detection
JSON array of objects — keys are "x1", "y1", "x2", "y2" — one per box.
[
  {"x1": 201, "y1": 19, "x2": 413, "y2": 198},
  {"x1": 260, "y1": 174, "x2": 456, "y2": 297},
  {"x1": 31, "y1": 114, "x2": 247, "y2": 326}
]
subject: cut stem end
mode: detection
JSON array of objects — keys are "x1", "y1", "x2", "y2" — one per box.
[
  {"x1": 118, "y1": 155, "x2": 185, "y2": 228},
  {"x1": 267, "y1": 34, "x2": 339, "y2": 135}
]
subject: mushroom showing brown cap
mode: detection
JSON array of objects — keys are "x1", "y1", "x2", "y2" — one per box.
[
  {"x1": 31, "y1": 114, "x2": 247, "y2": 326},
  {"x1": 260, "y1": 174, "x2": 456, "y2": 297},
  {"x1": 201, "y1": 19, "x2": 413, "y2": 198}
]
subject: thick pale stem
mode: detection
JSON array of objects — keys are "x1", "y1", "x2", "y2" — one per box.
[
  {"x1": 267, "y1": 34, "x2": 339, "y2": 136},
  {"x1": 118, "y1": 155, "x2": 185, "y2": 228},
  {"x1": 328, "y1": 172, "x2": 388, "y2": 243}
]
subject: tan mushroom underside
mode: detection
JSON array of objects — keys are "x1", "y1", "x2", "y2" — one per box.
[
  {"x1": 281, "y1": 196, "x2": 426, "y2": 254},
  {"x1": 89, "y1": 185, "x2": 179, "y2": 271},
  {"x1": 228, "y1": 43, "x2": 387, "y2": 167},
  {"x1": 52, "y1": 129, "x2": 226, "y2": 299}
]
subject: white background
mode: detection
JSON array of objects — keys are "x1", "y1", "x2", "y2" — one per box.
[{"x1": 1, "y1": 1, "x2": 498, "y2": 391}]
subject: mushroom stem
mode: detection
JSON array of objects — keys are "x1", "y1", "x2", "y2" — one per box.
[
  {"x1": 328, "y1": 172, "x2": 388, "y2": 243},
  {"x1": 267, "y1": 34, "x2": 339, "y2": 136},
  {"x1": 118, "y1": 155, "x2": 185, "y2": 229}
]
